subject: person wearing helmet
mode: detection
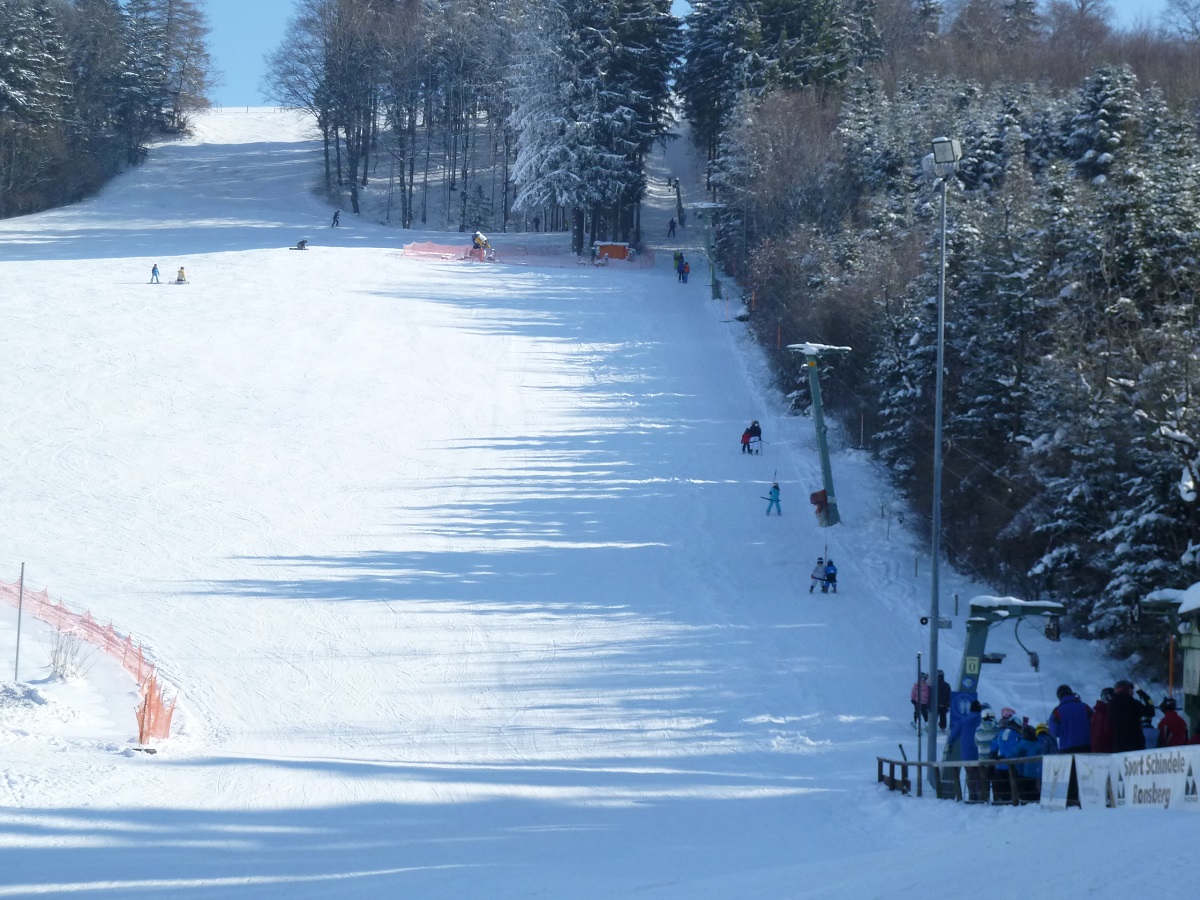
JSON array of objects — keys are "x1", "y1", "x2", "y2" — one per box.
[
  {"x1": 990, "y1": 708, "x2": 1023, "y2": 804},
  {"x1": 973, "y1": 707, "x2": 1001, "y2": 803},
  {"x1": 1049, "y1": 684, "x2": 1092, "y2": 753},
  {"x1": 1034, "y1": 722, "x2": 1056, "y2": 757},
  {"x1": 1157, "y1": 697, "x2": 1188, "y2": 747},
  {"x1": 765, "y1": 482, "x2": 781, "y2": 515},
  {"x1": 1011, "y1": 724, "x2": 1043, "y2": 803},
  {"x1": 809, "y1": 557, "x2": 826, "y2": 593},
  {"x1": 947, "y1": 698, "x2": 983, "y2": 801},
  {"x1": 822, "y1": 559, "x2": 837, "y2": 594},
  {"x1": 1090, "y1": 687, "x2": 1115, "y2": 753}
]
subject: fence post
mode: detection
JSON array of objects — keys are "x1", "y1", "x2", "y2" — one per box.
[{"x1": 13, "y1": 563, "x2": 25, "y2": 681}]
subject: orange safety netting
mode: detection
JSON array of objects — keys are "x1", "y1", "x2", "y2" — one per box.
[
  {"x1": 402, "y1": 241, "x2": 655, "y2": 269},
  {"x1": 0, "y1": 577, "x2": 176, "y2": 744}
]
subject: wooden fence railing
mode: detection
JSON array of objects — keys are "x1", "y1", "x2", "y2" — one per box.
[{"x1": 877, "y1": 755, "x2": 1062, "y2": 805}]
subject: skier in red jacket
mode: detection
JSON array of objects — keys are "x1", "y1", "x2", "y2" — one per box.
[
  {"x1": 1090, "y1": 687, "x2": 1114, "y2": 753},
  {"x1": 1157, "y1": 697, "x2": 1188, "y2": 747}
]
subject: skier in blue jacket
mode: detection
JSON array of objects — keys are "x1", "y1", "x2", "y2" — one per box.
[
  {"x1": 946, "y1": 699, "x2": 982, "y2": 801},
  {"x1": 1011, "y1": 724, "x2": 1043, "y2": 803},
  {"x1": 822, "y1": 559, "x2": 837, "y2": 593},
  {"x1": 1049, "y1": 684, "x2": 1092, "y2": 753},
  {"x1": 766, "y1": 483, "x2": 781, "y2": 515},
  {"x1": 989, "y1": 708, "x2": 1023, "y2": 803}
]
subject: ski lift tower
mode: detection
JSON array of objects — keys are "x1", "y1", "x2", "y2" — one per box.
[
  {"x1": 1134, "y1": 585, "x2": 1200, "y2": 734},
  {"x1": 691, "y1": 202, "x2": 724, "y2": 300},
  {"x1": 936, "y1": 595, "x2": 1064, "y2": 797},
  {"x1": 787, "y1": 342, "x2": 851, "y2": 527}
]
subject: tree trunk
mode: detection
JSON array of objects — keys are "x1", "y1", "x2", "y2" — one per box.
[
  {"x1": 572, "y1": 207, "x2": 585, "y2": 255},
  {"x1": 322, "y1": 123, "x2": 332, "y2": 191},
  {"x1": 334, "y1": 127, "x2": 343, "y2": 186}
]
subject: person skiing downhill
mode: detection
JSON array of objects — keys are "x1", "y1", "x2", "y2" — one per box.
[
  {"x1": 331, "y1": 209, "x2": 340, "y2": 227},
  {"x1": 150, "y1": 263, "x2": 160, "y2": 283},
  {"x1": 766, "y1": 483, "x2": 781, "y2": 515},
  {"x1": 809, "y1": 557, "x2": 826, "y2": 593}
]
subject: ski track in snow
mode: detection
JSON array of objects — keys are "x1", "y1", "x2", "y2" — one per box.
[{"x1": 0, "y1": 108, "x2": 1172, "y2": 899}]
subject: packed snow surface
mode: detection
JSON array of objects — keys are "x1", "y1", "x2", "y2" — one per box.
[{"x1": 0, "y1": 109, "x2": 1184, "y2": 899}]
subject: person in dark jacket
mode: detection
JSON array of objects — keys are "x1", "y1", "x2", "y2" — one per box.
[
  {"x1": 1049, "y1": 684, "x2": 1092, "y2": 753},
  {"x1": 1109, "y1": 680, "x2": 1154, "y2": 752},
  {"x1": 1090, "y1": 687, "x2": 1114, "y2": 753},
  {"x1": 1157, "y1": 697, "x2": 1188, "y2": 747},
  {"x1": 936, "y1": 670, "x2": 952, "y2": 730}
]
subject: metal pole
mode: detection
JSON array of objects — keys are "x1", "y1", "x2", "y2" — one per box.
[
  {"x1": 915, "y1": 651, "x2": 923, "y2": 797},
  {"x1": 14, "y1": 563, "x2": 25, "y2": 681},
  {"x1": 927, "y1": 175, "x2": 948, "y2": 789}
]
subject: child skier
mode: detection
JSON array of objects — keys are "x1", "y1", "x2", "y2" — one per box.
[
  {"x1": 765, "y1": 483, "x2": 781, "y2": 515},
  {"x1": 809, "y1": 557, "x2": 826, "y2": 593},
  {"x1": 823, "y1": 559, "x2": 838, "y2": 593},
  {"x1": 741, "y1": 428, "x2": 752, "y2": 453}
]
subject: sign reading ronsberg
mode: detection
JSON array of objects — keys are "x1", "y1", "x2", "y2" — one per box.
[{"x1": 1110, "y1": 747, "x2": 1200, "y2": 811}]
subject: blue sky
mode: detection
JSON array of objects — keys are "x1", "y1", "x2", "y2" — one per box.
[{"x1": 205, "y1": 0, "x2": 1171, "y2": 108}]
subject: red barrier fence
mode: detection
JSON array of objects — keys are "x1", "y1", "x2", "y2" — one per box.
[
  {"x1": 402, "y1": 241, "x2": 655, "y2": 269},
  {"x1": 0, "y1": 578, "x2": 176, "y2": 743}
]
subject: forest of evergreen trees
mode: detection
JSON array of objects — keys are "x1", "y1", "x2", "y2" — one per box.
[
  {"x1": 687, "y1": 0, "x2": 1200, "y2": 663},
  {"x1": 0, "y1": 0, "x2": 216, "y2": 218},
  {"x1": 263, "y1": 0, "x2": 678, "y2": 252}
]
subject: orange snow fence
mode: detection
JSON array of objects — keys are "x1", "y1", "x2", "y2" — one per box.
[
  {"x1": 0, "y1": 577, "x2": 177, "y2": 744},
  {"x1": 402, "y1": 241, "x2": 654, "y2": 269}
]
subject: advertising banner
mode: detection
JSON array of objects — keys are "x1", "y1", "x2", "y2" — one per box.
[
  {"x1": 1109, "y1": 746, "x2": 1200, "y2": 811},
  {"x1": 1040, "y1": 754, "x2": 1072, "y2": 809},
  {"x1": 1072, "y1": 754, "x2": 1110, "y2": 809}
]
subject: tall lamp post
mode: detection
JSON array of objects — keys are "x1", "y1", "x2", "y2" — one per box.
[
  {"x1": 926, "y1": 135, "x2": 961, "y2": 790},
  {"x1": 693, "y1": 202, "x2": 725, "y2": 300}
]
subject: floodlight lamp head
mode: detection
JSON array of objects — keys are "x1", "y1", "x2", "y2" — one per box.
[{"x1": 932, "y1": 137, "x2": 962, "y2": 165}]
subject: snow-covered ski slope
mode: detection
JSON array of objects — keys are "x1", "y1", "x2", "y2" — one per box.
[{"x1": 0, "y1": 109, "x2": 1178, "y2": 898}]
